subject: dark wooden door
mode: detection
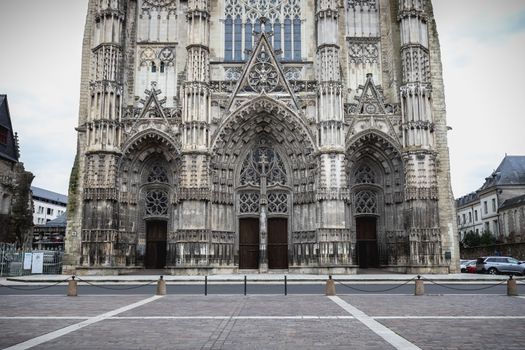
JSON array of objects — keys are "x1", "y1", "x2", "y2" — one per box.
[
  {"x1": 356, "y1": 217, "x2": 378, "y2": 268},
  {"x1": 239, "y1": 218, "x2": 259, "y2": 269},
  {"x1": 145, "y1": 221, "x2": 167, "y2": 269},
  {"x1": 268, "y1": 218, "x2": 288, "y2": 269}
]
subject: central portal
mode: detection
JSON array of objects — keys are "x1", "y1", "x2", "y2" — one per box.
[{"x1": 145, "y1": 220, "x2": 167, "y2": 269}]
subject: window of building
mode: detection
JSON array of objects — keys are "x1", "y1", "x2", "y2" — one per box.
[
  {"x1": 462, "y1": 213, "x2": 466, "y2": 224},
  {"x1": 38, "y1": 206, "x2": 44, "y2": 214},
  {"x1": 484, "y1": 201, "x2": 488, "y2": 214},
  {"x1": 224, "y1": 0, "x2": 302, "y2": 62},
  {"x1": 0, "y1": 126, "x2": 8, "y2": 145},
  {"x1": 151, "y1": 62, "x2": 157, "y2": 73},
  {"x1": 474, "y1": 210, "x2": 478, "y2": 221},
  {"x1": 492, "y1": 198, "x2": 496, "y2": 212},
  {"x1": 493, "y1": 220, "x2": 498, "y2": 235},
  {"x1": 468, "y1": 212, "x2": 472, "y2": 223},
  {"x1": 47, "y1": 208, "x2": 53, "y2": 216},
  {"x1": 160, "y1": 62, "x2": 165, "y2": 73}
]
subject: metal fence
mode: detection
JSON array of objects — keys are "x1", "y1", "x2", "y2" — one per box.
[{"x1": 0, "y1": 243, "x2": 63, "y2": 277}]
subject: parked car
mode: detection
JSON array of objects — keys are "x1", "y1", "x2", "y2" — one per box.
[
  {"x1": 465, "y1": 260, "x2": 477, "y2": 273},
  {"x1": 460, "y1": 259, "x2": 475, "y2": 273},
  {"x1": 476, "y1": 256, "x2": 525, "y2": 275}
]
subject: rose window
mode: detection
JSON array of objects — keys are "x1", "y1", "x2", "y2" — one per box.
[
  {"x1": 145, "y1": 190, "x2": 169, "y2": 216},
  {"x1": 248, "y1": 49, "x2": 279, "y2": 93}
]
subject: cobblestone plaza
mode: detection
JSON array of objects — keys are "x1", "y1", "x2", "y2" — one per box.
[{"x1": 2, "y1": 291, "x2": 525, "y2": 349}]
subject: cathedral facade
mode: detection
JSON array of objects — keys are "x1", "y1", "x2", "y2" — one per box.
[{"x1": 65, "y1": 0, "x2": 459, "y2": 274}]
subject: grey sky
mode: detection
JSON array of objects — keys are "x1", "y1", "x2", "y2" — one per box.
[{"x1": 0, "y1": 0, "x2": 524, "y2": 197}]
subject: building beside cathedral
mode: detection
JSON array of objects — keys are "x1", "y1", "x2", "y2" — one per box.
[{"x1": 65, "y1": 0, "x2": 459, "y2": 275}]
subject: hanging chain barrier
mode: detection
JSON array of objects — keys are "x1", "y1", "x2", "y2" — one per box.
[
  {"x1": 74, "y1": 276, "x2": 158, "y2": 291},
  {"x1": 333, "y1": 275, "x2": 515, "y2": 293},
  {"x1": 0, "y1": 278, "x2": 70, "y2": 291},
  {"x1": 419, "y1": 275, "x2": 509, "y2": 291},
  {"x1": 334, "y1": 276, "x2": 417, "y2": 293}
]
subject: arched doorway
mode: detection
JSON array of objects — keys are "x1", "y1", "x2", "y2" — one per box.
[{"x1": 237, "y1": 139, "x2": 290, "y2": 270}]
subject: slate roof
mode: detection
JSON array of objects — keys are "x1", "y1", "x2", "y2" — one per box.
[
  {"x1": 499, "y1": 194, "x2": 525, "y2": 211},
  {"x1": 31, "y1": 186, "x2": 68, "y2": 205},
  {"x1": 455, "y1": 192, "x2": 479, "y2": 207},
  {"x1": 45, "y1": 212, "x2": 67, "y2": 227},
  {"x1": 479, "y1": 156, "x2": 525, "y2": 190},
  {"x1": 0, "y1": 95, "x2": 19, "y2": 163}
]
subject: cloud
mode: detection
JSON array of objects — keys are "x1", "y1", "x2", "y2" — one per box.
[{"x1": 0, "y1": 0, "x2": 87, "y2": 194}]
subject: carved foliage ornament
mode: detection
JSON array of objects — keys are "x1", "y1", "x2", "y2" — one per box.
[{"x1": 143, "y1": 0, "x2": 175, "y2": 7}]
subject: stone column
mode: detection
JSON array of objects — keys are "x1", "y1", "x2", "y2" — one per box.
[
  {"x1": 315, "y1": 0, "x2": 352, "y2": 269},
  {"x1": 177, "y1": 0, "x2": 211, "y2": 267},
  {"x1": 398, "y1": 0, "x2": 442, "y2": 271},
  {"x1": 69, "y1": 0, "x2": 126, "y2": 269}
]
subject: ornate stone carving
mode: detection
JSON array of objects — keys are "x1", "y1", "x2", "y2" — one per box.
[
  {"x1": 145, "y1": 190, "x2": 169, "y2": 216},
  {"x1": 247, "y1": 47, "x2": 280, "y2": 93}
]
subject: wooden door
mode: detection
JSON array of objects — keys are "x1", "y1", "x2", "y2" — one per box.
[
  {"x1": 356, "y1": 217, "x2": 378, "y2": 268},
  {"x1": 268, "y1": 218, "x2": 288, "y2": 269},
  {"x1": 145, "y1": 221, "x2": 167, "y2": 269},
  {"x1": 239, "y1": 218, "x2": 259, "y2": 269}
]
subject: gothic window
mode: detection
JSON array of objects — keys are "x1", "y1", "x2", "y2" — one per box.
[
  {"x1": 239, "y1": 192, "x2": 260, "y2": 214},
  {"x1": 145, "y1": 190, "x2": 168, "y2": 216},
  {"x1": 268, "y1": 192, "x2": 288, "y2": 213},
  {"x1": 239, "y1": 145, "x2": 287, "y2": 187},
  {"x1": 354, "y1": 165, "x2": 376, "y2": 184},
  {"x1": 160, "y1": 61, "x2": 165, "y2": 73},
  {"x1": 355, "y1": 190, "x2": 377, "y2": 214},
  {"x1": 225, "y1": 17, "x2": 233, "y2": 61},
  {"x1": 151, "y1": 62, "x2": 157, "y2": 73},
  {"x1": 147, "y1": 165, "x2": 169, "y2": 183},
  {"x1": 224, "y1": 0, "x2": 302, "y2": 62}
]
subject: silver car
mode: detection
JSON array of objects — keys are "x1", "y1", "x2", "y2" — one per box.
[{"x1": 476, "y1": 256, "x2": 525, "y2": 275}]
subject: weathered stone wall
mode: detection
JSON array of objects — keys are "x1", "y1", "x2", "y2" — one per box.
[{"x1": 461, "y1": 243, "x2": 525, "y2": 260}]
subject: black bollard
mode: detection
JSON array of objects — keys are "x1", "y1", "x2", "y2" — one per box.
[
  {"x1": 244, "y1": 275, "x2": 247, "y2": 296},
  {"x1": 284, "y1": 275, "x2": 288, "y2": 296},
  {"x1": 205, "y1": 275, "x2": 208, "y2": 296}
]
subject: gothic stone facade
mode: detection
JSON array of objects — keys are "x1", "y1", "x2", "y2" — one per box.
[{"x1": 65, "y1": 0, "x2": 459, "y2": 274}]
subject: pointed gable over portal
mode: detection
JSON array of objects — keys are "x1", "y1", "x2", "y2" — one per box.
[
  {"x1": 227, "y1": 33, "x2": 299, "y2": 113},
  {"x1": 355, "y1": 73, "x2": 387, "y2": 115}
]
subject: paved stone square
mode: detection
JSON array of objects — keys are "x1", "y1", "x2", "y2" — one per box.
[{"x1": 0, "y1": 294, "x2": 524, "y2": 349}]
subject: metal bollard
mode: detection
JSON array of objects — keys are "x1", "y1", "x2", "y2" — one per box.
[
  {"x1": 507, "y1": 275, "x2": 518, "y2": 296},
  {"x1": 325, "y1": 275, "x2": 336, "y2": 296},
  {"x1": 205, "y1": 275, "x2": 208, "y2": 296},
  {"x1": 244, "y1": 275, "x2": 247, "y2": 296},
  {"x1": 414, "y1": 275, "x2": 424, "y2": 296},
  {"x1": 156, "y1": 275, "x2": 166, "y2": 296},
  {"x1": 284, "y1": 275, "x2": 288, "y2": 296},
  {"x1": 67, "y1": 276, "x2": 78, "y2": 297}
]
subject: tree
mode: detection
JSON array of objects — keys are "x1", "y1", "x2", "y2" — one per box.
[
  {"x1": 479, "y1": 230, "x2": 496, "y2": 246},
  {"x1": 461, "y1": 230, "x2": 480, "y2": 248}
]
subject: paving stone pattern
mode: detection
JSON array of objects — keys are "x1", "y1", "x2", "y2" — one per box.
[
  {"x1": 341, "y1": 295, "x2": 525, "y2": 316},
  {"x1": 0, "y1": 294, "x2": 524, "y2": 349}
]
